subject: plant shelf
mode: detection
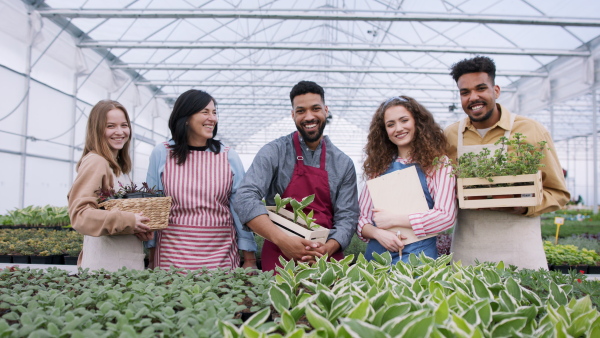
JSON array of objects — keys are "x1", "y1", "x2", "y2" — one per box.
[
  {"x1": 266, "y1": 206, "x2": 329, "y2": 244},
  {"x1": 457, "y1": 170, "x2": 543, "y2": 209}
]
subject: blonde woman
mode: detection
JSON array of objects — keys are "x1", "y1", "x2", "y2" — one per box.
[{"x1": 68, "y1": 100, "x2": 153, "y2": 271}]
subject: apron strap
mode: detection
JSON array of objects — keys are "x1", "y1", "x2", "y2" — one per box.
[
  {"x1": 292, "y1": 132, "x2": 327, "y2": 168},
  {"x1": 292, "y1": 132, "x2": 305, "y2": 166}
]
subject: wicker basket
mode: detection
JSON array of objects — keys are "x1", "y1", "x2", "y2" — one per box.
[{"x1": 99, "y1": 196, "x2": 172, "y2": 230}]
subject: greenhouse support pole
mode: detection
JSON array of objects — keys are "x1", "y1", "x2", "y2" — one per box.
[
  {"x1": 566, "y1": 139, "x2": 570, "y2": 193},
  {"x1": 592, "y1": 87, "x2": 598, "y2": 214},
  {"x1": 18, "y1": 9, "x2": 35, "y2": 209},
  {"x1": 69, "y1": 74, "x2": 78, "y2": 185},
  {"x1": 585, "y1": 137, "x2": 589, "y2": 206}
]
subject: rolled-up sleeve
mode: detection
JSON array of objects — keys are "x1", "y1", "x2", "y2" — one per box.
[
  {"x1": 356, "y1": 184, "x2": 373, "y2": 242},
  {"x1": 233, "y1": 142, "x2": 279, "y2": 226}
]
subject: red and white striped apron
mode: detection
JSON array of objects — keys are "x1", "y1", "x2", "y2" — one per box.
[{"x1": 155, "y1": 143, "x2": 240, "y2": 270}]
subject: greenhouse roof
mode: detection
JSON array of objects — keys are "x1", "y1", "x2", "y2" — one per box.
[{"x1": 23, "y1": 0, "x2": 600, "y2": 157}]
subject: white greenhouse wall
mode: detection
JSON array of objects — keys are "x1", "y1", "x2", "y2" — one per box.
[{"x1": 0, "y1": 0, "x2": 171, "y2": 214}]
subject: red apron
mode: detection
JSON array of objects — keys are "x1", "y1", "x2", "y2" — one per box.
[{"x1": 261, "y1": 132, "x2": 343, "y2": 271}]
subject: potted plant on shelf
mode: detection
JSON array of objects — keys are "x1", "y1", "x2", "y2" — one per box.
[
  {"x1": 265, "y1": 194, "x2": 329, "y2": 243},
  {"x1": 97, "y1": 182, "x2": 172, "y2": 230},
  {"x1": 439, "y1": 133, "x2": 546, "y2": 209}
]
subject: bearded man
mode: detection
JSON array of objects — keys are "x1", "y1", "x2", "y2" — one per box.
[
  {"x1": 444, "y1": 56, "x2": 569, "y2": 269},
  {"x1": 234, "y1": 81, "x2": 359, "y2": 271}
]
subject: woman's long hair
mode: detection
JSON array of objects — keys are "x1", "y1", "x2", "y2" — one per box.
[
  {"x1": 168, "y1": 89, "x2": 221, "y2": 165},
  {"x1": 78, "y1": 100, "x2": 132, "y2": 176},
  {"x1": 363, "y1": 96, "x2": 448, "y2": 179}
]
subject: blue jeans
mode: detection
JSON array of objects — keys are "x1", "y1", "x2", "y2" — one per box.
[{"x1": 364, "y1": 237, "x2": 438, "y2": 265}]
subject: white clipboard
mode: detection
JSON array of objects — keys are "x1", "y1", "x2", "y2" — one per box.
[{"x1": 366, "y1": 166, "x2": 435, "y2": 245}]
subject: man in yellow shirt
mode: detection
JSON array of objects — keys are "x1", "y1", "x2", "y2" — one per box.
[{"x1": 444, "y1": 56, "x2": 569, "y2": 270}]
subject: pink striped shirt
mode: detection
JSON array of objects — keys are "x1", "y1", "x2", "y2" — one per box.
[
  {"x1": 357, "y1": 156, "x2": 457, "y2": 241},
  {"x1": 156, "y1": 144, "x2": 239, "y2": 270}
]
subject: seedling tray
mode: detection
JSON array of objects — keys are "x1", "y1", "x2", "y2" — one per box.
[
  {"x1": 457, "y1": 170, "x2": 543, "y2": 209},
  {"x1": 266, "y1": 206, "x2": 329, "y2": 243}
]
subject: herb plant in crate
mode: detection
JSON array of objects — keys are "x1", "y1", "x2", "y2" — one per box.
[
  {"x1": 97, "y1": 182, "x2": 172, "y2": 231},
  {"x1": 444, "y1": 133, "x2": 546, "y2": 209},
  {"x1": 265, "y1": 194, "x2": 329, "y2": 243}
]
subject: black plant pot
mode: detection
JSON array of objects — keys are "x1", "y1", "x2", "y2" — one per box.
[
  {"x1": 588, "y1": 265, "x2": 600, "y2": 274},
  {"x1": 51, "y1": 255, "x2": 64, "y2": 265},
  {"x1": 551, "y1": 265, "x2": 588, "y2": 274},
  {"x1": 64, "y1": 256, "x2": 78, "y2": 265},
  {"x1": 30, "y1": 256, "x2": 53, "y2": 264},
  {"x1": 0, "y1": 255, "x2": 12, "y2": 263},
  {"x1": 11, "y1": 255, "x2": 30, "y2": 264}
]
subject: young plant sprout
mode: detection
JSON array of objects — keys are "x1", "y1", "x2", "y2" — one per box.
[
  {"x1": 273, "y1": 194, "x2": 321, "y2": 230},
  {"x1": 273, "y1": 194, "x2": 292, "y2": 214}
]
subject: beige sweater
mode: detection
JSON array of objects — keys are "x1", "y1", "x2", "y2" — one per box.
[{"x1": 68, "y1": 153, "x2": 136, "y2": 236}]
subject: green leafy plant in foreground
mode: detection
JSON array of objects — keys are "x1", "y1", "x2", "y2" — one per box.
[
  {"x1": 221, "y1": 253, "x2": 600, "y2": 337},
  {"x1": 0, "y1": 266, "x2": 272, "y2": 337}
]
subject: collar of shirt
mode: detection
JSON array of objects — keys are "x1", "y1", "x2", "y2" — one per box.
[
  {"x1": 461, "y1": 104, "x2": 512, "y2": 134},
  {"x1": 297, "y1": 134, "x2": 326, "y2": 152},
  {"x1": 395, "y1": 156, "x2": 412, "y2": 163}
]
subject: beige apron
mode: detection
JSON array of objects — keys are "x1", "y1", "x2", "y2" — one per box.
[
  {"x1": 80, "y1": 173, "x2": 145, "y2": 272},
  {"x1": 451, "y1": 113, "x2": 548, "y2": 270}
]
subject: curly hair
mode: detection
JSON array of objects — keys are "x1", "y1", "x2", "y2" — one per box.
[
  {"x1": 450, "y1": 55, "x2": 496, "y2": 84},
  {"x1": 363, "y1": 96, "x2": 448, "y2": 179}
]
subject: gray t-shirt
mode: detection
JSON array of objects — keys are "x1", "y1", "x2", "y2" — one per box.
[{"x1": 233, "y1": 132, "x2": 359, "y2": 249}]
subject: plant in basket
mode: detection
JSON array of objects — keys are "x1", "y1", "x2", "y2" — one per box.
[
  {"x1": 266, "y1": 194, "x2": 329, "y2": 243},
  {"x1": 96, "y1": 182, "x2": 172, "y2": 231},
  {"x1": 436, "y1": 133, "x2": 547, "y2": 209}
]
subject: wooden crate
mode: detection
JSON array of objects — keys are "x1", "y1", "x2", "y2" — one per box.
[
  {"x1": 266, "y1": 206, "x2": 329, "y2": 244},
  {"x1": 457, "y1": 170, "x2": 543, "y2": 209}
]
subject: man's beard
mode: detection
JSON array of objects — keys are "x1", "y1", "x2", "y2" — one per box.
[
  {"x1": 469, "y1": 106, "x2": 494, "y2": 123},
  {"x1": 296, "y1": 120, "x2": 327, "y2": 143}
]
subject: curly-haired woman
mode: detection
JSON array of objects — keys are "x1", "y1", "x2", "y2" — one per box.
[{"x1": 357, "y1": 96, "x2": 457, "y2": 264}]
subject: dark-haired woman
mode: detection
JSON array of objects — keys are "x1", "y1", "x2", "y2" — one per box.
[
  {"x1": 68, "y1": 100, "x2": 153, "y2": 271},
  {"x1": 357, "y1": 96, "x2": 457, "y2": 264},
  {"x1": 146, "y1": 90, "x2": 257, "y2": 270}
]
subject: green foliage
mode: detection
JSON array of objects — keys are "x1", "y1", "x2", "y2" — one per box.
[
  {"x1": 544, "y1": 241, "x2": 600, "y2": 266},
  {"x1": 0, "y1": 229, "x2": 82, "y2": 256},
  {"x1": 5, "y1": 205, "x2": 70, "y2": 227},
  {"x1": 442, "y1": 133, "x2": 547, "y2": 181},
  {"x1": 0, "y1": 266, "x2": 272, "y2": 337},
  {"x1": 0, "y1": 216, "x2": 13, "y2": 226},
  {"x1": 543, "y1": 235, "x2": 600, "y2": 253},
  {"x1": 540, "y1": 220, "x2": 600, "y2": 237},
  {"x1": 2, "y1": 253, "x2": 600, "y2": 337},
  {"x1": 256, "y1": 253, "x2": 600, "y2": 337}
]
